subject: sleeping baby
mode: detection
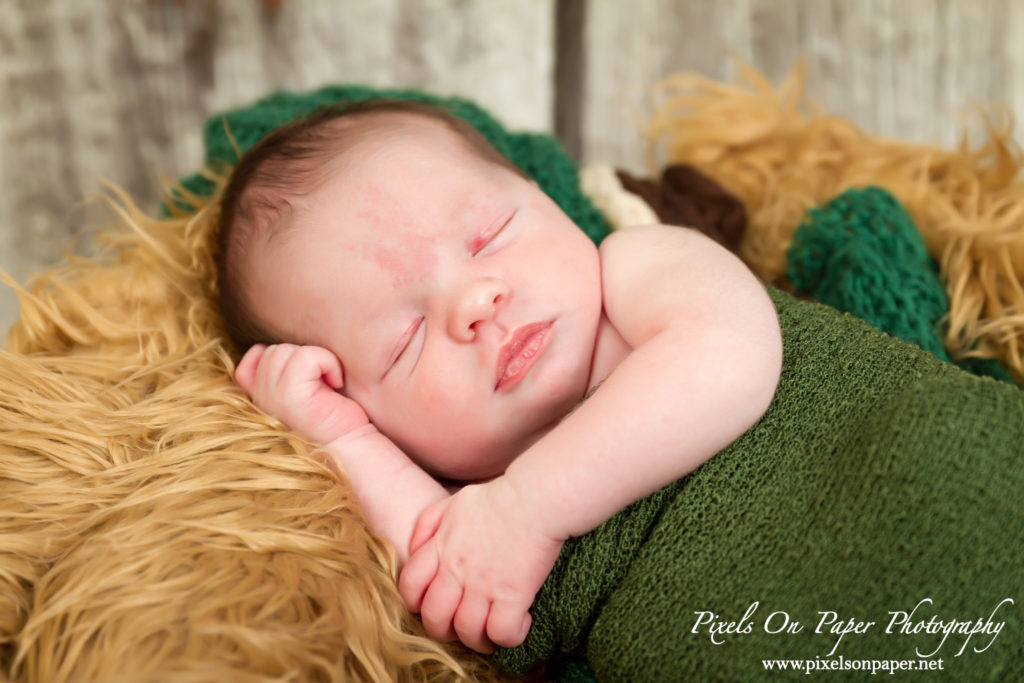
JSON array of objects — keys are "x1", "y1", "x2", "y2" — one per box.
[{"x1": 215, "y1": 99, "x2": 783, "y2": 654}]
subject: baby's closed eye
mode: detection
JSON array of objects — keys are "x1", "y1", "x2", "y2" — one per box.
[
  {"x1": 386, "y1": 316, "x2": 424, "y2": 375},
  {"x1": 468, "y1": 209, "x2": 516, "y2": 256}
]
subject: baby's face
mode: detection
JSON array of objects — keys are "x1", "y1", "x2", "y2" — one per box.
[{"x1": 250, "y1": 118, "x2": 603, "y2": 480}]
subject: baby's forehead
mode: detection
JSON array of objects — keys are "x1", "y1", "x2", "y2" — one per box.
[
  {"x1": 290, "y1": 144, "x2": 501, "y2": 256},
  {"x1": 280, "y1": 111, "x2": 523, "y2": 258},
  {"x1": 326, "y1": 125, "x2": 505, "y2": 213},
  {"x1": 333, "y1": 109, "x2": 468, "y2": 151}
]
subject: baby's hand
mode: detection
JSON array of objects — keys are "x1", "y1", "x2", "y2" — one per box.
[
  {"x1": 234, "y1": 343, "x2": 369, "y2": 446},
  {"x1": 397, "y1": 478, "x2": 564, "y2": 653}
]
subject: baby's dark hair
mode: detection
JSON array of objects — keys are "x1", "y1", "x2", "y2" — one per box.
[{"x1": 215, "y1": 98, "x2": 526, "y2": 351}]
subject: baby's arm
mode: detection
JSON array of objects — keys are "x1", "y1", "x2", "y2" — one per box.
[
  {"x1": 400, "y1": 225, "x2": 782, "y2": 651},
  {"x1": 506, "y1": 224, "x2": 783, "y2": 533},
  {"x1": 234, "y1": 343, "x2": 448, "y2": 565}
]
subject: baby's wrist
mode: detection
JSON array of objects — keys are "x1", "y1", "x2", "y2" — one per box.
[
  {"x1": 489, "y1": 474, "x2": 566, "y2": 542},
  {"x1": 323, "y1": 422, "x2": 383, "y2": 451}
]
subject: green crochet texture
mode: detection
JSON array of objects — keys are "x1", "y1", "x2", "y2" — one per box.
[
  {"x1": 175, "y1": 85, "x2": 612, "y2": 245},
  {"x1": 787, "y1": 186, "x2": 1017, "y2": 385}
]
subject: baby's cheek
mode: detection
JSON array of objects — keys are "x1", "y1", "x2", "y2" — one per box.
[
  {"x1": 402, "y1": 382, "x2": 463, "y2": 441},
  {"x1": 412, "y1": 383, "x2": 446, "y2": 412},
  {"x1": 399, "y1": 383, "x2": 452, "y2": 439},
  {"x1": 404, "y1": 389, "x2": 504, "y2": 476}
]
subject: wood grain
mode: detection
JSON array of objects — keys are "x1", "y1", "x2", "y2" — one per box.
[{"x1": 581, "y1": 0, "x2": 1021, "y2": 173}]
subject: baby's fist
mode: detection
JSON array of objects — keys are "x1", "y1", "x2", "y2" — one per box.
[{"x1": 235, "y1": 343, "x2": 369, "y2": 445}]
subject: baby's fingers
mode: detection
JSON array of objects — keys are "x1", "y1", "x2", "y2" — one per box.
[
  {"x1": 234, "y1": 343, "x2": 268, "y2": 395},
  {"x1": 409, "y1": 498, "x2": 447, "y2": 557},
  {"x1": 250, "y1": 343, "x2": 301, "y2": 391},
  {"x1": 280, "y1": 345, "x2": 344, "y2": 391},
  {"x1": 419, "y1": 570, "x2": 462, "y2": 643},
  {"x1": 398, "y1": 540, "x2": 439, "y2": 613},
  {"x1": 453, "y1": 592, "x2": 494, "y2": 653},
  {"x1": 487, "y1": 601, "x2": 532, "y2": 649}
]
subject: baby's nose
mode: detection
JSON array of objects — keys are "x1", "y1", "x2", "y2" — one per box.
[{"x1": 448, "y1": 278, "x2": 509, "y2": 342}]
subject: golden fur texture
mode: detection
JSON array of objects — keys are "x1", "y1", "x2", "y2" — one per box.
[
  {"x1": 649, "y1": 62, "x2": 1024, "y2": 382},
  {"x1": 0, "y1": 180, "x2": 504, "y2": 682}
]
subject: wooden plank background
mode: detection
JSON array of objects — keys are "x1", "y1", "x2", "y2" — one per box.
[
  {"x1": 1, "y1": 0, "x2": 1021, "y2": 334},
  {"x1": 581, "y1": 0, "x2": 1020, "y2": 172}
]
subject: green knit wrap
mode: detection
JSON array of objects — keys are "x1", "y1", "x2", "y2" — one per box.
[
  {"x1": 787, "y1": 186, "x2": 1017, "y2": 385},
  {"x1": 175, "y1": 85, "x2": 611, "y2": 245},
  {"x1": 491, "y1": 287, "x2": 1024, "y2": 681}
]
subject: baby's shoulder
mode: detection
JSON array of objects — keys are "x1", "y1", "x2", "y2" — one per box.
[
  {"x1": 597, "y1": 223, "x2": 707, "y2": 258},
  {"x1": 597, "y1": 223, "x2": 714, "y2": 284},
  {"x1": 596, "y1": 223, "x2": 760, "y2": 325}
]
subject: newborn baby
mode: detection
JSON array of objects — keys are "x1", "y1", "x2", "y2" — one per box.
[{"x1": 215, "y1": 99, "x2": 782, "y2": 653}]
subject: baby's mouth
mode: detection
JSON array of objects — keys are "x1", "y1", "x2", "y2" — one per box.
[{"x1": 495, "y1": 321, "x2": 552, "y2": 391}]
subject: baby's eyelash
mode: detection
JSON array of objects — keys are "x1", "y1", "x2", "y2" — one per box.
[
  {"x1": 390, "y1": 317, "x2": 423, "y2": 368},
  {"x1": 469, "y1": 210, "x2": 516, "y2": 255}
]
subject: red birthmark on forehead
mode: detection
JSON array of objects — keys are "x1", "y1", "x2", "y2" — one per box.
[
  {"x1": 369, "y1": 238, "x2": 438, "y2": 288},
  {"x1": 355, "y1": 184, "x2": 439, "y2": 289}
]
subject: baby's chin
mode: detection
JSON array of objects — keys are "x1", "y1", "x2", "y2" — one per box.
[
  {"x1": 412, "y1": 427, "x2": 547, "y2": 483},
  {"x1": 394, "y1": 394, "x2": 578, "y2": 482},
  {"x1": 418, "y1": 445, "x2": 518, "y2": 483}
]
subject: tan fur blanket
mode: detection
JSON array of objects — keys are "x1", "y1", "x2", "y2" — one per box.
[{"x1": 0, "y1": 185, "x2": 501, "y2": 682}]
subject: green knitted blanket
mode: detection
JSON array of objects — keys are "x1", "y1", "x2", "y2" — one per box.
[
  {"x1": 491, "y1": 287, "x2": 1024, "y2": 681},
  {"x1": 788, "y1": 186, "x2": 1018, "y2": 385}
]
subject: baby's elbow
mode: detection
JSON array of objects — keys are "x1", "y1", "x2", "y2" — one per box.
[
  {"x1": 758, "y1": 328, "x2": 784, "y2": 417},
  {"x1": 744, "y1": 309, "x2": 784, "y2": 424},
  {"x1": 720, "y1": 347, "x2": 780, "y2": 440},
  {"x1": 713, "y1": 300, "x2": 782, "y2": 431}
]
